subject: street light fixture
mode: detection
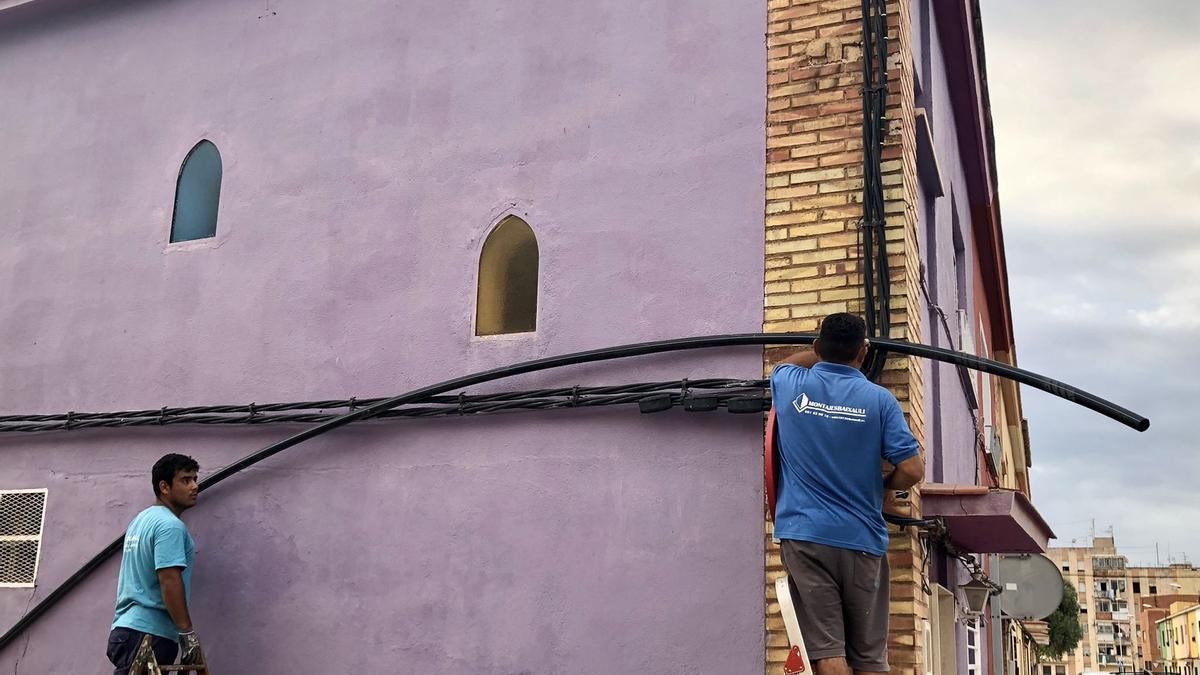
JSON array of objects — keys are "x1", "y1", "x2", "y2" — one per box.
[{"x1": 960, "y1": 575, "x2": 998, "y2": 616}]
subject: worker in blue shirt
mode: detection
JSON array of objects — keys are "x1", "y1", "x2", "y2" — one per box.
[
  {"x1": 770, "y1": 313, "x2": 925, "y2": 675},
  {"x1": 107, "y1": 454, "x2": 204, "y2": 674}
]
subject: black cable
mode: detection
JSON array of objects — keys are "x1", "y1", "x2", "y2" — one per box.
[
  {"x1": 0, "y1": 379, "x2": 768, "y2": 433},
  {"x1": 0, "y1": 381, "x2": 772, "y2": 433},
  {"x1": 866, "y1": 0, "x2": 881, "y2": 339},
  {"x1": 870, "y1": 0, "x2": 891, "y2": 381},
  {"x1": 872, "y1": 0, "x2": 890, "y2": 342},
  {"x1": 860, "y1": 0, "x2": 892, "y2": 381},
  {"x1": 0, "y1": 332, "x2": 1149, "y2": 652}
]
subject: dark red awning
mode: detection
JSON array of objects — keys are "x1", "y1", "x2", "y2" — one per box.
[{"x1": 920, "y1": 484, "x2": 1056, "y2": 554}]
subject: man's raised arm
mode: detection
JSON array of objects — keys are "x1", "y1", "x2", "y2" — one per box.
[{"x1": 777, "y1": 348, "x2": 820, "y2": 369}]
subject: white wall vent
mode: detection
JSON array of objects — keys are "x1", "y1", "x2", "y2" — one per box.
[{"x1": 0, "y1": 489, "x2": 48, "y2": 587}]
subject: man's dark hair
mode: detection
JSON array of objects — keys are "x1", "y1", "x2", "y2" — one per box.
[
  {"x1": 815, "y1": 312, "x2": 867, "y2": 364},
  {"x1": 152, "y1": 453, "x2": 199, "y2": 498}
]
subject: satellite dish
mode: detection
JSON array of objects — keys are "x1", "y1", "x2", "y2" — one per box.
[{"x1": 996, "y1": 554, "x2": 1064, "y2": 620}]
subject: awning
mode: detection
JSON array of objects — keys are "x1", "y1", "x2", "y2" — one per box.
[{"x1": 920, "y1": 484, "x2": 1056, "y2": 554}]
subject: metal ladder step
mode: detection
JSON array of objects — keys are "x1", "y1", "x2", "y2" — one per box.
[{"x1": 129, "y1": 634, "x2": 211, "y2": 674}]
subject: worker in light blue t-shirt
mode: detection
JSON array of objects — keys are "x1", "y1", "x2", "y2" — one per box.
[
  {"x1": 107, "y1": 453, "x2": 203, "y2": 675},
  {"x1": 770, "y1": 313, "x2": 924, "y2": 675}
]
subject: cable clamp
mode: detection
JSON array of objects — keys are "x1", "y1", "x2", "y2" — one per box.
[
  {"x1": 457, "y1": 392, "x2": 467, "y2": 416},
  {"x1": 348, "y1": 397, "x2": 357, "y2": 412},
  {"x1": 158, "y1": 406, "x2": 168, "y2": 425},
  {"x1": 570, "y1": 386, "x2": 580, "y2": 407},
  {"x1": 65, "y1": 411, "x2": 75, "y2": 429}
]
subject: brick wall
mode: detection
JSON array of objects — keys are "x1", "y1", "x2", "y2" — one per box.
[{"x1": 762, "y1": 1, "x2": 927, "y2": 673}]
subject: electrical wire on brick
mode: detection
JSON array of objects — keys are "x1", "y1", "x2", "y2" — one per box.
[{"x1": 859, "y1": 0, "x2": 893, "y2": 381}]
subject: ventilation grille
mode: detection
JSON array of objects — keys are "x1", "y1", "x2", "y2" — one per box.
[{"x1": 0, "y1": 490, "x2": 47, "y2": 587}]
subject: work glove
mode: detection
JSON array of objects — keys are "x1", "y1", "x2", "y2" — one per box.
[{"x1": 179, "y1": 630, "x2": 203, "y2": 665}]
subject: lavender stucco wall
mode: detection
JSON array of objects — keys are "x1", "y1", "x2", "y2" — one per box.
[
  {"x1": 0, "y1": 0, "x2": 766, "y2": 672},
  {"x1": 912, "y1": 2, "x2": 987, "y2": 674},
  {"x1": 913, "y1": 0, "x2": 979, "y2": 488}
]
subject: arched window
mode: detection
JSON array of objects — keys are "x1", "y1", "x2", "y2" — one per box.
[
  {"x1": 475, "y1": 216, "x2": 538, "y2": 336},
  {"x1": 170, "y1": 140, "x2": 222, "y2": 243}
]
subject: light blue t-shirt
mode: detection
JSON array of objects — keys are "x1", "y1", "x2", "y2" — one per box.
[
  {"x1": 770, "y1": 362, "x2": 920, "y2": 556},
  {"x1": 112, "y1": 505, "x2": 194, "y2": 640}
]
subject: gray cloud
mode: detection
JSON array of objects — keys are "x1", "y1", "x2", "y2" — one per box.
[{"x1": 983, "y1": 1, "x2": 1200, "y2": 564}]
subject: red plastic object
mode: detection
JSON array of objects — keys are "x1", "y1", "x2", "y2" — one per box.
[
  {"x1": 784, "y1": 645, "x2": 808, "y2": 673},
  {"x1": 765, "y1": 407, "x2": 779, "y2": 521}
]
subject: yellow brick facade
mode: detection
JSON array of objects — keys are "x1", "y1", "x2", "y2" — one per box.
[{"x1": 762, "y1": 1, "x2": 928, "y2": 673}]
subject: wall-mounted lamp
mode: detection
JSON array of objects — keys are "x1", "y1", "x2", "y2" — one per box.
[{"x1": 961, "y1": 575, "x2": 999, "y2": 616}]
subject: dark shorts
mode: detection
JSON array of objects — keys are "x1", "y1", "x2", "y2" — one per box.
[
  {"x1": 779, "y1": 539, "x2": 890, "y2": 672},
  {"x1": 107, "y1": 627, "x2": 178, "y2": 675}
]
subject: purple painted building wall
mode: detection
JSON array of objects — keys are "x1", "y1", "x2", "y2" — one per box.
[
  {"x1": 912, "y1": 1, "x2": 993, "y2": 674},
  {"x1": 0, "y1": 0, "x2": 767, "y2": 672},
  {"x1": 913, "y1": 0, "x2": 981, "y2": 489}
]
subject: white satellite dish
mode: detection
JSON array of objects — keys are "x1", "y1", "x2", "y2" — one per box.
[{"x1": 996, "y1": 554, "x2": 1065, "y2": 620}]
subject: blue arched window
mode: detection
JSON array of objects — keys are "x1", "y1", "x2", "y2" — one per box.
[{"x1": 170, "y1": 140, "x2": 222, "y2": 243}]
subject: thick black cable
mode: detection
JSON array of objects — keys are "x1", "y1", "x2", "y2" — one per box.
[
  {"x1": 0, "y1": 332, "x2": 1148, "y2": 652},
  {"x1": 864, "y1": 0, "x2": 883, "y2": 338},
  {"x1": 0, "y1": 379, "x2": 766, "y2": 432},
  {"x1": 0, "y1": 380, "x2": 763, "y2": 421},
  {"x1": 860, "y1": 0, "x2": 891, "y2": 382},
  {"x1": 872, "y1": 0, "x2": 890, "y2": 336},
  {"x1": 0, "y1": 382, "x2": 772, "y2": 433}
]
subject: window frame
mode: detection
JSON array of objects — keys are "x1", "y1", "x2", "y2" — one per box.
[
  {"x1": 965, "y1": 617, "x2": 981, "y2": 675},
  {"x1": 472, "y1": 214, "x2": 541, "y2": 339},
  {"x1": 167, "y1": 139, "x2": 224, "y2": 247}
]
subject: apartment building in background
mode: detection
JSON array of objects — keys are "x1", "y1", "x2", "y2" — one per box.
[
  {"x1": 1043, "y1": 537, "x2": 1200, "y2": 673},
  {"x1": 1144, "y1": 595, "x2": 1200, "y2": 672},
  {"x1": 1157, "y1": 603, "x2": 1200, "y2": 675}
]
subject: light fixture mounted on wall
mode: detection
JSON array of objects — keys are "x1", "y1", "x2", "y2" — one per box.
[{"x1": 960, "y1": 574, "x2": 1001, "y2": 616}]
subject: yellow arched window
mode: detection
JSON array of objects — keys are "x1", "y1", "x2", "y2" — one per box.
[{"x1": 475, "y1": 216, "x2": 538, "y2": 335}]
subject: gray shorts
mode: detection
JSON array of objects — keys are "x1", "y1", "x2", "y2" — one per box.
[{"x1": 779, "y1": 539, "x2": 890, "y2": 672}]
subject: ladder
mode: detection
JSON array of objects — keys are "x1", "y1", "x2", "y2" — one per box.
[
  {"x1": 128, "y1": 634, "x2": 211, "y2": 674},
  {"x1": 775, "y1": 575, "x2": 813, "y2": 675}
]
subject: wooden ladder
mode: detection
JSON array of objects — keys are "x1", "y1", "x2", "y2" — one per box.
[{"x1": 128, "y1": 634, "x2": 211, "y2": 674}]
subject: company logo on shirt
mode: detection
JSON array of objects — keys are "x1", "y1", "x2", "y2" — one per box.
[
  {"x1": 124, "y1": 534, "x2": 140, "y2": 553},
  {"x1": 792, "y1": 392, "x2": 868, "y2": 423}
]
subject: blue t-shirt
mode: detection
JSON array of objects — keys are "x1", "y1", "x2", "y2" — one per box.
[
  {"x1": 112, "y1": 505, "x2": 194, "y2": 640},
  {"x1": 770, "y1": 362, "x2": 920, "y2": 556}
]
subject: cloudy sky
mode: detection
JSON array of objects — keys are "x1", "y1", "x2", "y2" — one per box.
[{"x1": 982, "y1": 1, "x2": 1200, "y2": 565}]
